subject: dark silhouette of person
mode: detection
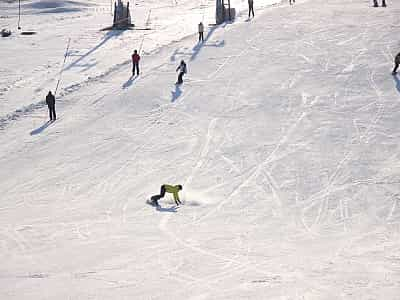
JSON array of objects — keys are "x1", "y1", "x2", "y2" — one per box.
[
  {"x1": 198, "y1": 22, "x2": 204, "y2": 42},
  {"x1": 176, "y1": 60, "x2": 187, "y2": 84},
  {"x1": 393, "y1": 52, "x2": 400, "y2": 75},
  {"x1": 248, "y1": 0, "x2": 254, "y2": 18},
  {"x1": 373, "y1": 0, "x2": 386, "y2": 7},
  {"x1": 45, "y1": 91, "x2": 56, "y2": 121},
  {"x1": 131, "y1": 49, "x2": 140, "y2": 76},
  {"x1": 289, "y1": 0, "x2": 295, "y2": 5}
]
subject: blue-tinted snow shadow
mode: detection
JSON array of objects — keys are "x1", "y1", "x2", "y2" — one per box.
[
  {"x1": 392, "y1": 73, "x2": 400, "y2": 93},
  {"x1": 156, "y1": 205, "x2": 178, "y2": 213},
  {"x1": 171, "y1": 84, "x2": 182, "y2": 102},
  {"x1": 64, "y1": 30, "x2": 124, "y2": 72},
  {"x1": 170, "y1": 23, "x2": 226, "y2": 63},
  {"x1": 122, "y1": 76, "x2": 137, "y2": 89},
  {"x1": 30, "y1": 120, "x2": 53, "y2": 135},
  {"x1": 190, "y1": 24, "x2": 226, "y2": 61}
]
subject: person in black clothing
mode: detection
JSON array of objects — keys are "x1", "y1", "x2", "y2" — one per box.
[
  {"x1": 392, "y1": 52, "x2": 400, "y2": 75},
  {"x1": 46, "y1": 91, "x2": 56, "y2": 121},
  {"x1": 373, "y1": 0, "x2": 386, "y2": 7},
  {"x1": 248, "y1": 0, "x2": 254, "y2": 18},
  {"x1": 176, "y1": 60, "x2": 187, "y2": 84}
]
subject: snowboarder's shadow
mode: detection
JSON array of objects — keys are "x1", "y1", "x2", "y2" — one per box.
[
  {"x1": 30, "y1": 120, "x2": 53, "y2": 135},
  {"x1": 156, "y1": 205, "x2": 178, "y2": 213},
  {"x1": 171, "y1": 84, "x2": 182, "y2": 102},
  {"x1": 122, "y1": 75, "x2": 138, "y2": 89},
  {"x1": 392, "y1": 73, "x2": 400, "y2": 93}
]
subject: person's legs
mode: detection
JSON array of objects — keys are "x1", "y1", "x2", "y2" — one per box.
[
  {"x1": 251, "y1": 6, "x2": 254, "y2": 17},
  {"x1": 382, "y1": 0, "x2": 386, "y2": 7},
  {"x1": 50, "y1": 106, "x2": 56, "y2": 120},
  {"x1": 48, "y1": 107, "x2": 52, "y2": 120},
  {"x1": 201, "y1": 32, "x2": 204, "y2": 42},
  {"x1": 373, "y1": 0, "x2": 378, "y2": 7},
  {"x1": 393, "y1": 63, "x2": 399, "y2": 74},
  {"x1": 132, "y1": 64, "x2": 135, "y2": 76},
  {"x1": 160, "y1": 185, "x2": 166, "y2": 197},
  {"x1": 135, "y1": 63, "x2": 140, "y2": 75},
  {"x1": 178, "y1": 72, "x2": 184, "y2": 84}
]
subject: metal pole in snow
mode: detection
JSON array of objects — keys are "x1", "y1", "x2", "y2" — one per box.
[
  {"x1": 54, "y1": 38, "x2": 71, "y2": 97},
  {"x1": 18, "y1": 0, "x2": 21, "y2": 29}
]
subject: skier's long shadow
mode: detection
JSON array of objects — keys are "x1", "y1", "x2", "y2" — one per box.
[
  {"x1": 30, "y1": 120, "x2": 53, "y2": 135},
  {"x1": 171, "y1": 84, "x2": 182, "y2": 102},
  {"x1": 122, "y1": 75, "x2": 137, "y2": 89},
  {"x1": 64, "y1": 30, "x2": 124, "y2": 71},
  {"x1": 392, "y1": 74, "x2": 400, "y2": 93}
]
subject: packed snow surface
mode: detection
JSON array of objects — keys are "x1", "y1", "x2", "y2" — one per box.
[{"x1": 1, "y1": 0, "x2": 400, "y2": 299}]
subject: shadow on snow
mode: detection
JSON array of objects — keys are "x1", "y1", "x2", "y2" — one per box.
[
  {"x1": 30, "y1": 120, "x2": 53, "y2": 135},
  {"x1": 392, "y1": 73, "x2": 400, "y2": 93},
  {"x1": 171, "y1": 84, "x2": 182, "y2": 102},
  {"x1": 64, "y1": 30, "x2": 124, "y2": 72}
]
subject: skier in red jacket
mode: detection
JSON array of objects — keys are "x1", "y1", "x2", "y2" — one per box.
[{"x1": 132, "y1": 49, "x2": 140, "y2": 76}]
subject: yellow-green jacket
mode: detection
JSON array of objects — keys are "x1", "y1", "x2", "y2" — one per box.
[{"x1": 164, "y1": 184, "x2": 181, "y2": 201}]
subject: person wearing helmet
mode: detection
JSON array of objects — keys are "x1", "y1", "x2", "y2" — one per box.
[
  {"x1": 151, "y1": 184, "x2": 183, "y2": 206},
  {"x1": 176, "y1": 60, "x2": 187, "y2": 84}
]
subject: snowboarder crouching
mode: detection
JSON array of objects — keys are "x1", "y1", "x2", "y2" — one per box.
[
  {"x1": 151, "y1": 184, "x2": 183, "y2": 206},
  {"x1": 46, "y1": 91, "x2": 56, "y2": 121},
  {"x1": 176, "y1": 60, "x2": 187, "y2": 84},
  {"x1": 392, "y1": 52, "x2": 400, "y2": 75}
]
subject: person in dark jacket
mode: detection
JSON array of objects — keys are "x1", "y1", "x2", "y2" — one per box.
[
  {"x1": 45, "y1": 91, "x2": 56, "y2": 121},
  {"x1": 373, "y1": 0, "x2": 386, "y2": 7},
  {"x1": 131, "y1": 49, "x2": 140, "y2": 76},
  {"x1": 176, "y1": 60, "x2": 187, "y2": 84},
  {"x1": 392, "y1": 52, "x2": 400, "y2": 75},
  {"x1": 150, "y1": 184, "x2": 183, "y2": 206},
  {"x1": 198, "y1": 22, "x2": 204, "y2": 42},
  {"x1": 248, "y1": 0, "x2": 254, "y2": 18}
]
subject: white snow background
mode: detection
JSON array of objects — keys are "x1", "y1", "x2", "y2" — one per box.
[{"x1": 1, "y1": 0, "x2": 400, "y2": 299}]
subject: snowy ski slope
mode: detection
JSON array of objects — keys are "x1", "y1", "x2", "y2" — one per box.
[{"x1": 1, "y1": 0, "x2": 400, "y2": 299}]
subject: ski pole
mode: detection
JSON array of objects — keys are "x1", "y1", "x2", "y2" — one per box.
[{"x1": 54, "y1": 38, "x2": 71, "y2": 97}]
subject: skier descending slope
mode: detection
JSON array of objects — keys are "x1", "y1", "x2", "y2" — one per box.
[
  {"x1": 176, "y1": 60, "x2": 187, "y2": 84},
  {"x1": 150, "y1": 184, "x2": 183, "y2": 206}
]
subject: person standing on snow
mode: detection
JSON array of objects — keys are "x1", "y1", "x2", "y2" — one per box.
[
  {"x1": 176, "y1": 60, "x2": 187, "y2": 84},
  {"x1": 198, "y1": 22, "x2": 204, "y2": 42},
  {"x1": 392, "y1": 52, "x2": 400, "y2": 75},
  {"x1": 46, "y1": 91, "x2": 56, "y2": 121},
  {"x1": 150, "y1": 184, "x2": 183, "y2": 206},
  {"x1": 248, "y1": 0, "x2": 254, "y2": 18},
  {"x1": 289, "y1": 0, "x2": 295, "y2": 5},
  {"x1": 131, "y1": 49, "x2": 140, "y2": 76}
]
